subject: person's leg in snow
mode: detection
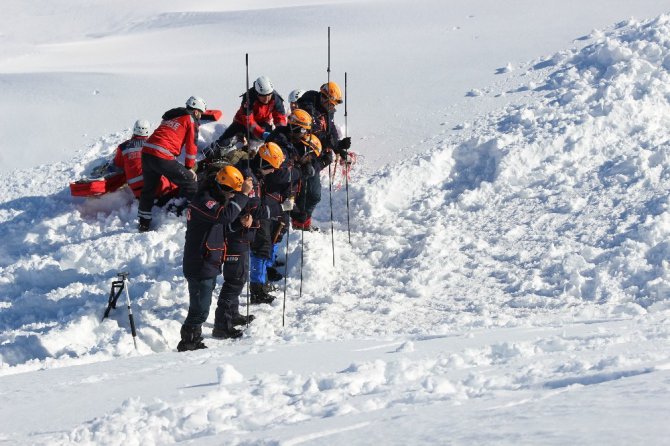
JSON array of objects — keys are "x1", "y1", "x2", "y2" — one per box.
[
  {"x1": 177, "y1": 277, "x2": 216, "y2": 351},
  {"x1": 138, "y1": 154, "x2": 197, "y2": 232},
  {"x1": 213, "y1": 249, "x2": 253, "y2": 339}
]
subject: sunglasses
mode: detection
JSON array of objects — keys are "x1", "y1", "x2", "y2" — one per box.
[
  {"x1": 290, "y1": 124, "x2": 308, "y2": 134},
  {"x1": 321, "y1": 94, "x2": 343, "y2": 105}
]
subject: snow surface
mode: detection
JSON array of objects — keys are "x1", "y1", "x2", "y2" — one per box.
[{"x1": 2, "y1": 0, "x2": 670, "y2": 444}]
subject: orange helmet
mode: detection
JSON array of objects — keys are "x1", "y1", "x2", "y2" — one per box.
[
  {"x1": 258, "y1": 142, "x2": 285, "y2": 169},
  {"x1": 301, "y1": 134, "x2": 322, "y2": 157},
  {"x1": 320, "y1": 82, "x2": 343, "y2": 105},
  {"x1": 287, "y1": 109, "x2": 312, "y2": 131},
  {"x1": 215, "y1": 165, "x2": 244, "y2": 192}
]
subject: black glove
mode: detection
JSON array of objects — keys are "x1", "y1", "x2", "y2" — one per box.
[
  {"x1": 336, "y1": 137, "x2": 351, "y2": 158},
  {"x1": 337, "y1": 137, "x2": 351, "y2": 151},
  {"x1": 301, "y1": 163, "x2": 316, "y2": 178}
]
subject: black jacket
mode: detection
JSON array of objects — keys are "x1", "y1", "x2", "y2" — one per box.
[
  {"x1": 182, "y1": 188, "x2": 249, "y2": 279},
  {"x1": 296, "y1": 90, "x2": 340, "y2": 153}
]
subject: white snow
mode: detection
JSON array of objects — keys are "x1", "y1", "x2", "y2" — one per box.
[{"x1": 2, "y1": 0, "x2": 670, "y2": 445}]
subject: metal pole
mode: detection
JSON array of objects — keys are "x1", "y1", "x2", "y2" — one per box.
[
  {"x1": 327, "y1": 26, "x2": 336, "y2": 267},
  {"x1": 299, "y1": 219, "x2": 305, "y2": 299},
  {"x1": 344, "y1": 71, "x2": 351, "y2": 244},
  {"x1": 282, "y1": 166, "x2": 294, "y2": 327},
  {"x1": 245, "y1": 53, "x2": 252, "y2": 325},
  {"x1": 121, "y1": 273, "x2": 138, "y2": 351},
  {"x1": 282, "y1": 224, "x2": 289, "y2": 327}
]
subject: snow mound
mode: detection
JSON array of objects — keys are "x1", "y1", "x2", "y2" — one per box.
[{"x1": 4, "y1": 14, "x2": 670, "y2": 375}]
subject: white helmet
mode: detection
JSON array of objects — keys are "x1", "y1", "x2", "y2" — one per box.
[
  {"x1": 288, "y1": 89, "x2": 305, "y2": 103},
  {"x1": 132, "y1": 119, "x2": 150, "y2": 137},
  {"x1": 254, "y1": 76, "x2": 274, "y2": 95},
  {"x1": 186, "y1": 96, "x2": 207, "y2": 112}
]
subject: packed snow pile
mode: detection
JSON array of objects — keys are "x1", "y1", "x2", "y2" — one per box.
[
  {"x1": 3, "y1": 14, "x2": 670, "y2": 381},
  {"x1": 363, "y1": 14, "x2": 670, "y2": 311}
]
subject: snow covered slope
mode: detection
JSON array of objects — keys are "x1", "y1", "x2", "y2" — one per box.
[{"x1": 2, "y1": 2, "x2": 670, "y2": 445}]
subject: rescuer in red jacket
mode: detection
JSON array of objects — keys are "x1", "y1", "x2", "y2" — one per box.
[
  {"x1": 113, "y1": 119, "x2": 178, "y2": 201},
  {"x1": 206, "y1": 76, "x2": 287, "y2": 158},
  {"x1": 137, "y1": 96, "x2": 205, "y2": 232}
]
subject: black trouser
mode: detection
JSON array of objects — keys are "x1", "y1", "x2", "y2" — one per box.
[
  {"x1": 214, "y1": 245, "x2": 249, "y2": 330},
  {"x1": 138, "y1": 153, "x2": 197, "y2": 220},
  {"x1": 291, "y1": 174, "x2": 322, "y2": 223},
  {"x1": 251, "y1": 219, "x2": 273, "y2": 259}
]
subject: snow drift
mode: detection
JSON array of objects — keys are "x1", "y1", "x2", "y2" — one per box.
[{"x1": 3, "y1": 15, "x2": 670, "y2": 377}]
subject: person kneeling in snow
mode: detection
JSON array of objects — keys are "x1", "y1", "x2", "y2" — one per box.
[
  {"x1": 113, "y1": 119, "x2": 178, "y2": 204},
  {"x1": 178, "y1": 165, "x2": 253, "y2": 352},
  {"x1": 206, "y1": 76, "x2": 287, "y2": 158}
]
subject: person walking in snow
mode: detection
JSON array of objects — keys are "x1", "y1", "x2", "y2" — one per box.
[
  {"x1": 137, "y1": 96, "x2": 206, "y2": 232},
  {"x1": 113, "y1": 119, "x2": 178, "y2": 203},
  {"x1": 294, "y1": 82, "x2": 350, "y2": 231},
  {"x1": 178, "y1": 165, "x2": 253, "y2": 352},
  {"x1": 206, "y1": 76, "x2": 287, "y2": 158}
]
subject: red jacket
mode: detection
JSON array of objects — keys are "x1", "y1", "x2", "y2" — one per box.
[
  {"x1": 233, "y1": 89, "x2": 287, "y2": 139},
  {"x1": 114, "y1": 136, "x2": 178, "y2": 199},
  {"x1": 142, "y1": 108, "x2": 199, "y2": 169}
]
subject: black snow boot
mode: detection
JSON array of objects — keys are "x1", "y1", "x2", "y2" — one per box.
[
  {"x1": 266, "y1": 266, "x2": 283, "y2": 282},
  {"x1": 212, "y1": 326, "x2": 243, "y2": 339},
  {"x1": 177, "y1": 324, "x2": 207, "y2": 352},
  {"x1": 232, "y1": 313, "x2": 255, "y2": 326},
  {"x1": 250, "y1": 283, "x2": 276, "y2": 305},
  {"x1": 138, "y1": 217, "x2": 152, "y2": 233}
]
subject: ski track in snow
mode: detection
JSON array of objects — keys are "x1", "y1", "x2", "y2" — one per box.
[{"x1": 3, "y1": 12, "x2": 670, "y2": 445}]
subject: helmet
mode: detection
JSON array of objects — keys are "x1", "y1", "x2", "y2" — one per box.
[
  {"x1": 254, "y1": 76, "x2": 274, "y2": 95},
  {"x1": 320, "y1": 82, "x2": 343, "y2": 105},
  {"x1": 287, "y1": 109, "x2": 312, "y2": 131},
  {"x1": 215, "y1": 165, "x2": 244, "y2": 192},
  {"x1": 258, "y1": 142, "x2": 285, "y2": 169},
  {"x1": 186, "y1": 96, "x2": 207, "y2": 112},
  {"x1": 288, "y1": 89, "x2": 305, "y2": 103},
  {"x1": 132, "y1": 119, "x2": 150, "y2": 137},
  {"x1": 301, "y1": 134, "x2": 322, "y2": 157}
]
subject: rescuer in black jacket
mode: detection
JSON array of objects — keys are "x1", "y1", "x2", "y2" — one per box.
[{"x1": 177, "y1": 165, "x2": 252, "y2": 352}]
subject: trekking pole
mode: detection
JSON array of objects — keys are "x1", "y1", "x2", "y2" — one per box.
[
  {"x1": 282, "y1": 165, "x2": 294, "y2": 326},
  {"x1": 120, "y1": 272, "x2": 139, "y2": 351},
  {"x1": 245, "y1": 53, "x2": 252, "y2": 325},
  {"x1": 344, "y1": 71, "x2": 351, "y2": 244},
  {"x1": 299, "y1": 188, "x2": 307, "y2": 299},
  {"x1": 327, "y1": 26, "x2": 336, "y2": 267},
  {"x1": 282, "y1": 222, "x2": 289, "y2": 327}
]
